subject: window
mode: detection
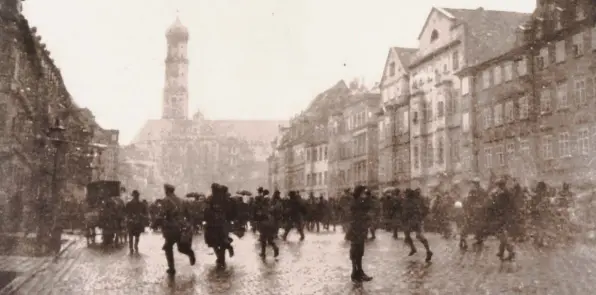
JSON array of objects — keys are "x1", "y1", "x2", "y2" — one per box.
[
  {"x1": 574, "y1": 77, "x2": 587, "y2": 105},
  {"x1": 557, "y1": 81, "x2": 568, "y2": 109},
  {"x1": 431, "y1": 30, "x2": 439, "y2": 42},
  {"x1": 494, "y1": 66, "x2": 502, "y2": 85},
  {"x1": 12, "y1": 49, "x2": 21, "y2": 80},
  {"x1": 504, "y1": 62, "x2": 513, "y2": 81},
  {"x1": 588, "y1": 76, "x2": 595, "y2": 101},
  {"x1": 579, "y1": 129, "x2": 589, "y2": 154},
  {"x1": 482, "y1": 70, "x2": 491, "y2": 89},
  {"x1": 427, "y1": 142, "x2": 434, "y2": 167},
  {"x1": 412, "y1": 111, "x2": 418, "y2": 124},
  {"x1": 483, "y1": 108, "x2": 492, "y2": 129},
  {"x1": 461, "y1": 77, "x2": 470, "y2": 95},
  {"x1": 555, "y1": 40, "x2": 566, "y2": 63},
  {"x1": 0, "y1": 103, "x2": 7, "y2": 133},
  {"x1": 452, "y1": 51, "x2": 459, "y2": 70},
  {"x1": 543, "y1": 135, "x2": 554, "y2": 159},
  {"x1": 496, "y1": 145, "x2": 505, "y2": 166},
  {"x1": 559, "y1": 132, "x2": 570, "y2": 157},
  {"x1": 505, "y1": 101, "x2": 514, "y2": 123},
  {"x1": 555, "y1": 11, "x2": 563, "y2": 31},
  {"x1": 592, "y1": 25, "x2": 596, "y2": 50},
  {"x1": 540, "y1": 87, "x2": 552, "y2": 113},
  {"x1": 312, "y1": 148, "x2": 318, "y2": 161},
  {"x1": 517, "y1": 57, "x2": 527, "y2": 76},
  {"x1": 451, "y1": 138, "x2": 460, "y2": 162},
  {"x1": 572, "y1": 33, "x2": 584, "y2": 57},
  {"x1": 576, "y1": 5, "x2": 585, "y2": 20},
  {"x1": 519, "y1": 96, "x2": 529, "y2": 119},
  {"x1": 462, "y1": 112, "x2": 470, "y2": 132},
  {"x1": 306, "y1": 149, "x2": 311, "y2": 161},
  {"x1": 536, "y1": 48, "x2": 548, "y2": 70},
  {"x1": 437, "y1": 101, "x2": 444, "y2": 118},
  {"x1": 484, "y1": 147, "x2": 492, "y2": 168},
  {"x1": 506, "y1": 142, "x2": 515, "y2": 157},
  {"x1": 324, "y1": 146, "x2": 328, "y2": 159},
  {"x1": 413, "y1": 145, "x2": 419, "y2": 169},
  {"x1": 494, "y1": 104, "x2": 503, "y2": 126},
  {"x1": 520, "y1": 139, "x2": 530, "y2": 159},
  {"x1": 437, "y1": 137, "x2": 444, "y2": 164},
  {"x1": 389, "y1": 62, "x2": 396, "y2": 76},
  {"x1": 425, "y1": 104, "x2": 433, "y2": 122}
]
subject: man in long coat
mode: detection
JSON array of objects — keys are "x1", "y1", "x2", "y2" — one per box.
[
  {"x1": 346, "y1": 185, "x2": 373, "y2": 282},
  {"x1": 125, "y1": 190, "x2": 146, "y2": 253},
  {"x1": 402, "y1": 188, "x2": 433, "y2": 262}
]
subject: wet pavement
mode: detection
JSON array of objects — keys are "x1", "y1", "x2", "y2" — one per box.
[{"x1": 13, "y1": 229, "x2": 596, "y2": 295}]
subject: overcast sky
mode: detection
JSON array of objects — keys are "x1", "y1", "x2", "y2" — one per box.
[{"x1": 23, "y1": 0, "x2": 535, "y2": 144}]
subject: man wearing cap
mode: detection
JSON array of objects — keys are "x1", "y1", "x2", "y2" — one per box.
[
  {"x1": 152, "y1": 184, "x2": 196, "y2": 275},
  {"x1": 346, "y1": 185, "x2": 373, "y2": 282},
  {"x1": 125, "y1": 190, "x2": 146, "y2": 254},
  {"x1": 486, "y1": 178, "x2": 516, "y2": 260}
]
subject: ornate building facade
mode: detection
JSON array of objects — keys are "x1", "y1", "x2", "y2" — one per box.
[{"x1": 125, "y1": 18, "x2": 282, "y2": 199}]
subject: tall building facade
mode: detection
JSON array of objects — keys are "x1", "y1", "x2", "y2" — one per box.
[
  {"x1": 459, "y1": 0, "x2": 596, "y2": 189},
  {"x1": 378, "y1": 47, "x2": 415, "y2": 191},
  {"x1": 127, "y1": 18, "x2": 283, "y2": 198}
]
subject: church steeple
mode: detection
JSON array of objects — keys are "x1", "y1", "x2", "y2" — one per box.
[{"x1": 162, "y1": 16, "x2": 189, "y2": 120}]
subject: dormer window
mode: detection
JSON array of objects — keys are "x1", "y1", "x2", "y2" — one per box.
[{"x1": 431, "y1": 30, "x2": 439, "y2": 42}]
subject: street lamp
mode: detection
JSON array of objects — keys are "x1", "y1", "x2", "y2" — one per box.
[{"x1": 47, "y1": 118, "x2": 66, "y2": 253}]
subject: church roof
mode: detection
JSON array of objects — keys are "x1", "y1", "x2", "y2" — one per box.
[
  {"x1": 166, "y1": 17, "x2": 188, "y2": 37},
  {"x1": 131, "y1": 118, "x2": 286, "y2": 146}
]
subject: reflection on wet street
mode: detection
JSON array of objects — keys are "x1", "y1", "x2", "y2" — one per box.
[{"x1": 13, "y1": 231, "x2": 596, "y2": 294}]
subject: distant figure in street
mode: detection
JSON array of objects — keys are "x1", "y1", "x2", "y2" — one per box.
[
  {"x1": 346, "y1": 185, "x2": 373, "y2": 282},
  {"x1": 125, "y1": 190, "x2": 146, "y2": 254},
  {"x1": 254, "y1": 189, "x2": 281, "y2": 259},
  {"x1": 151, "y1": 184, "x2": 195, "y2": 275}
]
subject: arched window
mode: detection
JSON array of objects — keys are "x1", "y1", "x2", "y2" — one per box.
[{"x1": 431, "y1": 30, "x2": 439, "y2": 42}]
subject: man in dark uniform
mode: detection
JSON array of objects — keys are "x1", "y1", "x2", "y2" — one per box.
[
  {"x1": 125, "y1": 190, "x2": 146, "y2": 254},
  {"x1": 367, "y1": 192, "x2": 380, "y2": 239},
  {"x1": 151, "y1": 184, "x2": 195, "y2": 275},
  {"x1": 281, "y1": 191, "x2": 306, "y2": 241},
  {"x1": 255, "y1": 191, "x2": 281, "y2": 258},
  {"x1": 204, "y1": 184, "x2": 236, "y2": 268},
  {"x1": 402, "y1": 188, "x2": 433, "y2": 262},
  {"x1": 487, "y1": 178, "x2": 516, "y2": 261},
  {"x1": 346, "y1": 185, "x2": 373, "y2": 282}
]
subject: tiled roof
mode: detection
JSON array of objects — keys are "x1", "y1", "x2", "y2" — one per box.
[
  {"x1": 441, "y1": 7, "x2": 531, "y2": 67},
  {"x1": 392, "y1": 47, "x2": 417, "y2": 67}
]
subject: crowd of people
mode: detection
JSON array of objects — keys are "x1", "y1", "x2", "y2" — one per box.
[{"x1": 49, "y1": 174, "x2": 594, "y2": 283}]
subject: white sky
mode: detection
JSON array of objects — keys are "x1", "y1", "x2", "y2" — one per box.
[{"x1": 23, "y1": 0, "x2": 535, "y2": 144}]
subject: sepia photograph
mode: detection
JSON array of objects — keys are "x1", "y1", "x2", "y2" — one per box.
[{"x1": 0, "y1": 0, "x2": 595, "y2": 294}]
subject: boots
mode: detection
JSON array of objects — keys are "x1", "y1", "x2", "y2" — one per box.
[
  {"x1": 272, "y1": 244, "x2": 279, "y2": 257},
  {"x1": 165, "y1": 250, "x2": 176, "y2": 275},
  {"x1": 350, "y1": 258, "x2": 372, "y2": 282}
]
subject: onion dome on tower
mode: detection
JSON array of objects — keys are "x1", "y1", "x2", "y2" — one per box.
[{"x1": 166, "y1": 17, "x2": 189, "y2": 41}]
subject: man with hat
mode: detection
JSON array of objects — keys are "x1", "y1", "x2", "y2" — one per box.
[
  {"x1": 346, "y1": 185, "x2": 373, "y2": 282},
  {"x1": 152, "y1": 183, "x2": 196, "y2": 275},
  {"x1": 125, "y1": 190, "x2": 146, "y2": 254}
]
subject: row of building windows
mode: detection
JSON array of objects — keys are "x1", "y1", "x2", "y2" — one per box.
[
  {"x1": 536, "y1": 26, "x2": 596, "y2": 70},
  {"x1": 540, "y1": 128, "x2": 596, "y2": 160},
  {"x1": 346, "y1": 111, "x2": 369, "y2": 131},
  {"x1": 306, "y1": 145, "x2": 328, "y2": 162},
  {"x1": 411, "y1": 137, "x2": 460, "y2": 169},
  {"x1": 306, "y1": 171, "x2": 328, "y2": 187},
  {"x1": 539, "y1": 75, "x2": 596, "y2": 113},
  {"x1": 411, "y1": 51, "x2": 460, "y2": 90}
]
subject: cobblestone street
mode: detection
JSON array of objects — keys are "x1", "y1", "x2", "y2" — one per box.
[{"x1": 12, "y1": 230, "x2": 596, "y2": 295}]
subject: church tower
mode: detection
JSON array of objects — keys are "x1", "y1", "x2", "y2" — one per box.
[{"x1": 162, "y1": 17, "x2": 189, "y2": 120}]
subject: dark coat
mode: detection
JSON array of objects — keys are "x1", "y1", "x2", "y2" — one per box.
[
  {"x1": 346, "y1": 197, "x2": 371, "y2": 242},
  {"x1": 203, "y1": 195, "x2": 236, "y2": 248},
  {"x1": 125, "y1": 199, "x2": 146, "y2": 234},
  {"x1": 401, "y1": 192, "x2": 429, "y2": 232}
]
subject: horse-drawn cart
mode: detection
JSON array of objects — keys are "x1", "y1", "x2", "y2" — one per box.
[{"x1": 84, "y1": 181, "x2": 127, "y2": 246}]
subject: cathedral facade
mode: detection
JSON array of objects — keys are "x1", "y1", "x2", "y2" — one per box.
[{"x1": 121, "y1": 18, "x2": 283, "y2": 199}]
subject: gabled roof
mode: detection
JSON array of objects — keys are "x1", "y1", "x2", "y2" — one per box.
[
  {"x1": 441, "y1": 7, "x2": 531, "y2": 68},
  {"x1": 380, "y1": 47, "x2": 417, "y2": 85},
  {"x1": 417, "y1": 7, "x2": 457, "y2": 40}
]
